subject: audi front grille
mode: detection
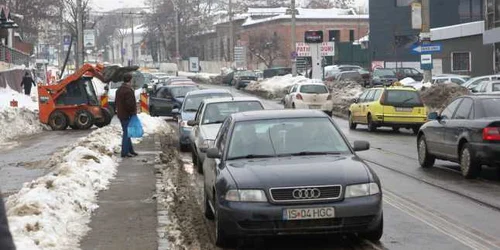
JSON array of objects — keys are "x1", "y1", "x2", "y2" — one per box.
[{"x1": 269, "y1": 185, "x2": 342, "y2": 202}]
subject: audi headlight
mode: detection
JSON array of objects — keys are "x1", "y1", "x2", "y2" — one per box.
[
  {"x1": 225, "y1": 189, "x2": 268, "y2": 202},
  {"x1": 345, "y1": 183, "x2": 380, "y2": 198}
]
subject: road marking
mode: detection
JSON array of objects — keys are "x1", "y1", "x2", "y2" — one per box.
[{"x1": 384, "y1": 190, "x2": 500, "y2": 250}]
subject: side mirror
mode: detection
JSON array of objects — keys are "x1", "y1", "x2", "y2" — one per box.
[
  {"x1": 172, "y1": 108, "x2": 179, "y2": 114},
  {"x1": 187, "y1": 120, "x2": 197, "y2": 126},
  {"x1": 353, "y1": 140, "x2": 370, "y2": 152},
  {"x1": 206, "y1": 148, "x2": 221, "y2": 159},
  {"x1": 427, "y1": 112, "x2": 439, "y2": 120}
]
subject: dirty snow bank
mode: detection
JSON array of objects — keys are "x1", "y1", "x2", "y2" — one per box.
[
  {"x1": 179, "y1": 71, "x2": 219, "y2": 85},
  {"x1": 245, "y1": 74, "x2": 321, "y2": 99},
  {"x1": 6, "y1": 114, "x2": 169, "y2": 250},
  {"x1": 0, "y1": 108, "x2": 44, "y2": 144},
  {"x1": 325, "y1": 80, "x2": 365, "y2": 118},
  {"x1": 421, "y1": 83, "x2": 471, "y2": 112}
]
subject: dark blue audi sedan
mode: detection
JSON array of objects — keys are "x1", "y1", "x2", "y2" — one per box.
[{"x1": 202, "y1": 110, "x2": 383, "y2": 247}]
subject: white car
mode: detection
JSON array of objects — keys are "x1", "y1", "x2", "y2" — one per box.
[
  {"x1": 108, "y1": 81, "x2": 142, "y2": 111},
  {"x1": 472, "y1": 80, "x2": 500, "y2": 94},
  {"x1": 283, "y1": 82, "x2": 333, "y2": 116},
  {"x1": 431, "y1": 75, "x2": 470, "y2": 85},
  {"x1": 188, "y1": 97, "x2": 264, "y2": 173},
  {"x1": 463, "y1": 74, "x2": 500, "y2": 90}
]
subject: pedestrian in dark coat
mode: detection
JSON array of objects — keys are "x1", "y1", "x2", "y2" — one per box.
[
  {"x1": 0, "y1": 192, "x2": 15, "y2": 250},
  {"x1": 20, "y1": 72, "x2": 36, "y2": 96},
  {"x1": 115, "y1": 73, "x2": 138, "y2": 158}
]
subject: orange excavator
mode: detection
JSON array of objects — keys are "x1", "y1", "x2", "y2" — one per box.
[{"x1": 38, "y1": 63, "x2": 138, "y2": 130}]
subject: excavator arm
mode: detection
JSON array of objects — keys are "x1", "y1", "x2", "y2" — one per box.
[{"x1": 45, "y1": 64, "x2": 106, "y2": 101}]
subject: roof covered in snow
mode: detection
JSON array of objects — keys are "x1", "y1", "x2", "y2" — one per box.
[
  {"x1": 242, "y1": 8, "x2": 368, "y2": 27},
  {"x1": 431, "y1": 21, "x2": 484, "y2": 41}
]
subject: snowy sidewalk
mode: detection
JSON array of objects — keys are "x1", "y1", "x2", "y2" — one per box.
[{"x1": 80, "y1": 135, "x2": 161, "y2": 250}]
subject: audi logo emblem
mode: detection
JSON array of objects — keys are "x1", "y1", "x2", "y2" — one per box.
[{"x1": 292, "y1": 188, "x2": 321, "y2": 199}]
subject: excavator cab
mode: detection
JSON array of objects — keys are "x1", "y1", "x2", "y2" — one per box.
[{"x1": 38, "y1": 64, "x2": 139, "y2": 130}]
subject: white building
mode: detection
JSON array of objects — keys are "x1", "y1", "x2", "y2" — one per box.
[{"x1": 108, "y1": 25, "x2": 152, "y2": 66}]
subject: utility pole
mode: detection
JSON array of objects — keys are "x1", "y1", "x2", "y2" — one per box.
[
  {"x1": 291, "y1": 0, "x2": 297, "y2": 76},
  {"x1": 131, "y1": 11, "x2": 135, "y2": 66},
  {"x1": 76, "y1": 0, "x2": 84, "y2": 68},
  {"x1": 421, "y1": 0, "x2": 432, "y2": 83},
  {"x1": 229, "y1": 0, "x2": 234, "y2": 67},
  {"x1": 59, "y1": 6, "x2": 63, "y2": 68},
  {"x1": 175, "y1": 7, "x2": 180, "y2": 69}
]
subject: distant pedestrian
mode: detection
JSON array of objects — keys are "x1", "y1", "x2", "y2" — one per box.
[
  {"x1": 20, "y1": 72, "x2": 35, "y2": 96},
  {"x1": 115, "y1": 73, "x2": 138, "y2": 158},
  {"x1": 198, "y1": 64, "x2": 202, "y2": 72},
  {"x1": 0, "y1": 192, "x2": 15, "y2": 250}
]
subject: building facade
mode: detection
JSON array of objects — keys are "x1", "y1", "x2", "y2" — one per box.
[
  {"x1": 483, "y1": 0, "x2": 500, "y2": 72},
  {"x1": 369, "y1": 0, "x2": 484, "y2": 66},
  {"x1": 191, "y1": 7, "x2": 369, "y2": 70}
]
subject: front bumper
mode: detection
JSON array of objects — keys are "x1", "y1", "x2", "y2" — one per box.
[
  {"x1": 218, "y1": 194, "x2": 382, "y2": 237},
  {"x1": 470, "y1": 142, "x2": 500, "y2": 166},
  {"x1": 179, "y1": 126, "x2": 192, "y2": 145}
]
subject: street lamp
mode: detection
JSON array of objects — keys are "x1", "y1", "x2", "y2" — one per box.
[
  {"x1": 170, "y1": 0, "x2": 181, "y2": 70},
  {"x1": 286, "y1": 1, "x2": 299, "y2": 76}
]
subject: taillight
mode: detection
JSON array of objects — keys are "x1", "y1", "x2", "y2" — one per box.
[
  {"x1": 327, "y1": 94, "x2": 332, "y2": 100},
  {"x1": 296, "y1": 93, "x2": 303, "y2": 100},
  {"x1": 483, "y1": 127, "x2": 500, "y2": 141}
]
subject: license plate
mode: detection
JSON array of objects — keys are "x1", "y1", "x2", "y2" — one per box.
[
  {"x1": 395, "y1": 107, "x2": 413, "y2": 112},
  {"x1": 309, "y1": 105, "x2": 322, "y2": 109},
  {"x1": 283, "y1": 207, "x2": 335, "y2": 221}
]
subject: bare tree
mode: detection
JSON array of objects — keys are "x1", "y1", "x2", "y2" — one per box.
[
  {"x1": 331, "y1": 0, "x2": 355, "y2": 9},
  {"x1": 307, "y1": 0, "x2": 334, "y2": 8},
  {"x1": 247, "y1": 30, "x2": 285, "y2": 68}
]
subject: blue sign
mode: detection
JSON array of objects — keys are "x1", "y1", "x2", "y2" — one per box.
[
  {"x1": 420, "y1": 54, "x2": 433, "y2": 70},
  {"x1": 411, "y1": 43, "x2": 442, "y2": 54},
  {"x1": 291, "y1": 51, "x2": 298, "y2": 59},
  {"x1": 63, "y1": 35, "x2": 71, "y2": 45}
]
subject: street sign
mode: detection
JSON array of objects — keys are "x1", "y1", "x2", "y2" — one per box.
[
  {"x1": 189, "y1": 57, "x2": 199, "y2": 72},
  {"x1": 291, "y1": 51, "x2": 298, "y2": 59},
  {"x1": 234, "y1": 46, "x2": 247, "y2": 68},
  {"x1": 411, "y1": 2, "x2": 422, "y2": 30},
  {"x1": 411, "y1": 43, "x2": 442, "y2": 54},
  {"x1": 84, "y1": 29, "x2": 95, "y2": 48},
  {"x1": 63, "y1": 35, "x2": 71, "y2": 51},
  {"x1": 420, "y1": 54, "x2": 433, "y2": 70},
  {"x1": 296, "y1": 42, "x2": 335, "y2": 57},
  {"x1": 304, "y1": 30, "x2": 324, "y2": 43}
]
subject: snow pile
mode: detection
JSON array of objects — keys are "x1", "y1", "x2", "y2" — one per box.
[
  {"x1": 420, "y1": 83, "x2": 470, "y2": 112},
  {"x1": 5, "y1": 114, "x2": 169, "y2": 250},
  {"x1": 245, "y1": 74, "x2": 320, "y2": 98},
  {"x1": 179, "y1": 71, "x2": 219, "y2": 85},
  {"x1": 326, "y1": 80, "x2": 365, "y2": 117},
  {"x1": 137, "y1": 113, "x2": 169, "y2": 136},
  {"x1": 0, "y1": 86, "x2": 38, "y2": 111},
  {"x1": 400, "y1": 77, "x2": 416, "y2": 85},
  {"x1": 0, "y1": 108, "x2": 44, "y2": 144}
]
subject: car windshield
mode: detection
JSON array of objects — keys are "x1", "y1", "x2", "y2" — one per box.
[
  {"x1": 477, "y1": 98, "x2": 500, "y2": 118},
  {"x1": 169, "y1": 86, "x2": 198, "y2": 98},
  {"x1": 299, "y1": 84, "x2": 328, "y2": 94},
  {"x1": 227, "y1": 117, "x2": 350, "y2": 160},
  {"x1": 374, "y1": 69, "x2": 395, "y2": 77},
  {"x1": 236, "y1": 71, "x2": 256, "y2": 77},
  {"x1": 202, "y1": 101, "x2": 264, "y2": 125},
  {"x1": 386, "y1": 90, "x2": 423, "y2": 106},
  {"x1": 183, "y1": 93, "x2": 232, "y2": 111},
  {"x1": 109, "y1": 81, "x2": 122, "y2": 89}
]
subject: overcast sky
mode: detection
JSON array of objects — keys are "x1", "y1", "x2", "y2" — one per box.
[{"x1": 92, "y1": 0, "x2": 368, "y2": 12}]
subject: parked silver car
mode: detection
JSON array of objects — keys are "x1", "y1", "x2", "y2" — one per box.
[{"x1": 188, "y1": 97, "x2": 264, "y2": 173}]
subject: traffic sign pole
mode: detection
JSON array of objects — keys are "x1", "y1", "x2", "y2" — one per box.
[{"x1": 421, "y1": 0, "x2": 432, "y2": 83}]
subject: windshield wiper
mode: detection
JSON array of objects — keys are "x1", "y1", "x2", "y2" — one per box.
[
  {"x1": 203, "y1": 120, "x2": 225, "y2": 125},
  {"x1": 183, "y1": 109, "x2": 198, "y2": 112},
  {"x1": 401, "y1": 97, "x2": 415, "y2": 104},
  {"x1": 286, "y1": 151, "x2": 342, "y2": 156},
  {"x1": 228, "y1": 154, "x2": 276, "y2": 160}
]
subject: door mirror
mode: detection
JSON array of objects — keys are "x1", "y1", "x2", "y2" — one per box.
[
  {"x1": 206, "y1": 148, "x2": 221, "y2": 159},
  {"x1": 187, "y1": 120, "x2": 197, "y2": 126},
  {"x1": 353, "y1": 140, "x2": 370, "y2": 152},
  {"x1": 172, "y1": 108, "x2": 179, "y2": 115},
  {"x1": 427, "y1": 112, "x2": 439, "y2": 120}
]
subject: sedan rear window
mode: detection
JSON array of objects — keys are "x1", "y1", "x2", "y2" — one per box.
[
  {"x1": 477, "y1": 99, "x2": 500, "y2": 118},
  {"x1": 202, "y1": 101, "x2": 263, "y2": 124},
  {"x1": 169, "y1": 86, "x2": 198, "y2": 98},
  {"x1": 183, "y1": 93, "x2": 232, "y2": 111},
  {"x1": 300, "y1": 85, "x2": 328, "y2": 94},
  {"x1": 385, "y1": 90, "x2": 423, "y2": 106},
  {"x1": 227, "y1": 117, "x2": 350, "y2": 160}
]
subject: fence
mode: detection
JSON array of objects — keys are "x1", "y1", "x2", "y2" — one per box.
[{"x1": 0, "y1": 44, "x2": 30, "y2": 66}]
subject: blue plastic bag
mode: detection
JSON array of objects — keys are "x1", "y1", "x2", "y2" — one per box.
[{"x1": 127, "y1": 115, "x2": 144, "y2": 138}]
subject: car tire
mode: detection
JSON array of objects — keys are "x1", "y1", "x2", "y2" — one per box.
[
  {"x1": 359, "y1": 214, "x2": 383, "y2": 242},
  {"x1": 180, "y1": 144, "x2": 190, "y2": 152},
  {"x1": 95, "y1": 107, "x2": 112, "y2": 128},
  {"x1": 204, "y1": 190, "x2": 214, "y2": 220},
  {"x1": 460, "y1": 143, "x2": 481, "y2": 179},
  {"x1": 192, "y1": 151, "x2": 198, "y2": 168},
  {"x1": 48, "y1": 111, "x2": 68, "y2": 130},
  {"x1": 150, "y1": 106, "x2": 155, "y2": 116},
  {"x1": 215, "y1": 197, "x2": 236, "y2": 248},
  {"x1": 292, "y1": 103, "x2": 296, "y2": 109},
  {"x1": 418, "y1": 135, "x2": 435, "y2": 168},
  {"x1": 74, "y1": 110, "x2": 94, "y2": 130},
  {"x1": 349, "y1": 112, "x2": 357, "y2": 130},
  {"x1": 367, "y1": 114, "x2": 377, "y2": 132}
]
